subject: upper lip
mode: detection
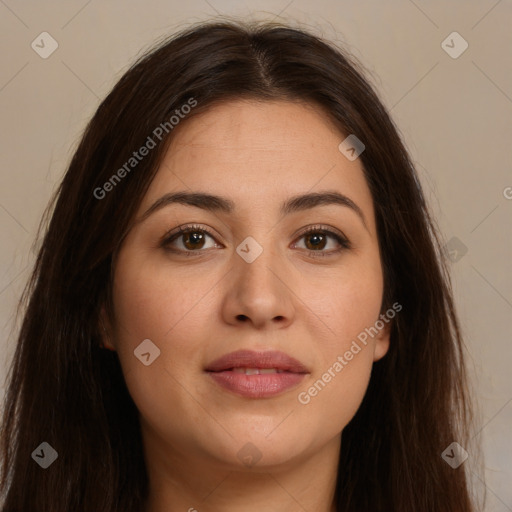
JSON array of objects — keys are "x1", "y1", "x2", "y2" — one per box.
[{"x1": 205, "y1": 349, "x2": 309, "y2": 373}]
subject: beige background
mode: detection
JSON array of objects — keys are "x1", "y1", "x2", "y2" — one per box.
[{"x1": 0, "y1": 0, "x2": 511, "y2": 509}]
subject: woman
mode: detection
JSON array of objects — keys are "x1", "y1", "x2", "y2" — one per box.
[{"x1": 0, "y1": 19, "x2": 482, "y2": 511}]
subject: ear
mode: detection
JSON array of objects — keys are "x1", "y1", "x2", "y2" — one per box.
[
  {"x1": 372, "y1": 318, "x2": 391, "y2": 362},
  {"x1": 99, "y1": 305, "x2": 117, "y2": 351}
]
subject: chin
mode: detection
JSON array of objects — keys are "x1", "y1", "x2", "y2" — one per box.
[{"x1": 206, "y1": 429, "x2": 311, "y2": 471}]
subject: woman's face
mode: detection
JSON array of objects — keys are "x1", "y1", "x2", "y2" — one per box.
[{"x1": 105, "y1": 99, "x2": 390, "y2": 471}]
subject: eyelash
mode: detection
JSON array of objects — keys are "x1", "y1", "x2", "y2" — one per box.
[{"x1": 160, "y1": 223, "x2": 351, "y2": 258}]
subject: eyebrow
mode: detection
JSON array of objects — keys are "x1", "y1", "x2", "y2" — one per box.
[{"x1": 140, "y1": 190, "x2": 368, "y2": 230}]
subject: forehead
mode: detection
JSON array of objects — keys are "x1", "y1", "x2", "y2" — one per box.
[
  {"x1": 166, "y1": 99, "x2": 343, "y2": 160},
  {"x1": 140, "y1": 99, "x2": 375, "y2": 228}
]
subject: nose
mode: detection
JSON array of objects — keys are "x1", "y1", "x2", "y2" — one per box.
[{"x1": 220, "y1": 240, "x2": 295, "y2": 330}]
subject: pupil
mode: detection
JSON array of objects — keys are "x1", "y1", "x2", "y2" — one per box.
[{"x1": 185, "y1": 231, "x2": 204, "y2": 249}]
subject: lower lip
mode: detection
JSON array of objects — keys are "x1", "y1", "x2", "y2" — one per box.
[{"x1": 206, "y1": 371, "x2": 307, "y2": 398}]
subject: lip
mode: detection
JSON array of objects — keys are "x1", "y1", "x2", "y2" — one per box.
[
  {"x1": 205, "y1": 349, "x2": 309, "y2": 373},
  {"x1": 205, "y1": 349, "x2": 309, "y2": 398}
]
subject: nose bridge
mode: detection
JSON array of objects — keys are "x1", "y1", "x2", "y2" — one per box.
[
  {"x1": 225, "y1": 229, "x2": 294, "y2": 326},
  {"x1": 234, "y1": 232, "x2": 280, "y2": 288}
]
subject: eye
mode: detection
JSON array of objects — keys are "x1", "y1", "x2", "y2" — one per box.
[
  {"x1": 161, "y1": 224, "x2": 219, "y2": 255},
  {"x1": 293, "y1": 225, "x2": 351, "y2": 258}
]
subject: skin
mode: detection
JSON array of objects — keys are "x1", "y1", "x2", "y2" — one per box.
[{"x1": 101, "y1": 99, "x2": 390, "y2": 512}]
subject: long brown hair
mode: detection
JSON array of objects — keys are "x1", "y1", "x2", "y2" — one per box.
[{"x1": 0, "y1": 18, "x2": 482, "y2": 511}]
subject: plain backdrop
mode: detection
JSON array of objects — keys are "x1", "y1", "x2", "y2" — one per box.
[{"x1": 0, "y1": 1, "x2": 511, "y2": 510}]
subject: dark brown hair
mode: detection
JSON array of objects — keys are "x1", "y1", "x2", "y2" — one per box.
[{"x1": 0, "y1": 18, "x2": 482, "y2": 511}]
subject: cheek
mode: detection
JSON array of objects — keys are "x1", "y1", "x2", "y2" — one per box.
[
  {"x1": 110, "y1": 249, "x2": 223, "y2": 409},
  {"x1": 293, "y1": 258, "x2": 383, "y2": 431},
  {"x1": 296, "y1": 283, "x2": 379, "y2": 437},
  {"x1": 110, "y1": 253, "x2": 214, "y2": 435},
  {"x1": 297, "y1": 355, "x2": 373, "y2": 440},
  {"x1": 111, "y1": 252, "x2": 213, "y2": 345},
  {"x1": 305, "y1": 256, "x2": 384, "y2": 352}
]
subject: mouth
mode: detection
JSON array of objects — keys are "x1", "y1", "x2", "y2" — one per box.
[{"x1": 204, "y1": 349, "x2": 309, "y2": 398}]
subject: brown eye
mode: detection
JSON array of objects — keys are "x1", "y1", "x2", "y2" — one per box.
[
  {"x1": 161, "y1": 225, "x2": 218, "y2": 254},
  {"x1": 181, "y1": 230, "x2": 207, "y2": 250},
  {"x1": 304, "y1": 232, "x2": 328, "y2": 250},
  {"x1": 294, "y1": 226, "x2": 351, "y2": 257}
]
